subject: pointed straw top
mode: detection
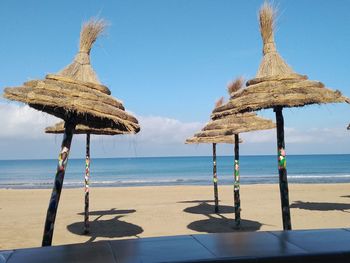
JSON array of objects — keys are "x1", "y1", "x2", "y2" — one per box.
[
  {"x1": 59, "y1": 19, "x2": 107, "y2": 88},
  {"x1": 3, "y1": 18, "x2": 140, "y2": 133},
  {"x1": 256, "y1": 2, "x2": 297, "y2": 79},
  {"x1": 45, "y1": 121, "x2": 128, "y2": 135}
]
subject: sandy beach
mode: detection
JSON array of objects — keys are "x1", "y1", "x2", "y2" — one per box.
[{"x1": 1, "y1": 183, "x2": 350, "y2": 250}]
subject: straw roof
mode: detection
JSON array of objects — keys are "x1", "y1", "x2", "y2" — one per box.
[
  {"x1": 198, "y1": 112, "x2": 275, "y2": 137},
  {"x1": 45, "y1": 121, "x2": 128, "y2": 135},
  {"x1": 187, "y1": 77, "x2": 275, "y2": 144},
  {"x1": 3, "y1": 19, "x2": 140, "y2": 133},
  {"x1": 202, "y1": 77, "x2": 275, "y2": 136},
  {"x1": 185, "y1": 135, "x2": 235, "y2": 144},
  {"x1": 211, "y1": 2, "x2": 347, "y2": 119}
]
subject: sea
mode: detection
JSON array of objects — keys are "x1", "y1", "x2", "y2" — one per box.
[{"x1": 0, "y1": 154, "x2": 350, "y2": 189}]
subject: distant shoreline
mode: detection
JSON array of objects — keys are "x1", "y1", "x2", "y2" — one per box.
[
  {"x1": 1, "y1": 178, "x2": 350, "y2": 190},
  {"x1": 1, "y1": 153, "x2": 350, "y2": 161},
  {"x1": 1, "y1": 155, "x2": 350, "y2": 189}
]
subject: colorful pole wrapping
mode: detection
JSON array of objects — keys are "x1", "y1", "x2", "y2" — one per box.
[
  {"x1": 234, "y1": 134, "x2": 241, "y2": 226},
  {"x1": 84, "y1": 133, "x2": 90, "y2": 234},
  {"x1": 274, "y1": 106, "x2": 292, "y2": 230},
  {"x1": 212, "y1": 143, "x2": 219, "y2": 213},
  {"x1": 42, "y1": 120, "x2": 76, "y2": 246}
]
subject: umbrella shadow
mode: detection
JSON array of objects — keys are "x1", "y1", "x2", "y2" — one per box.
[
  {"x1": 178, "y1": 200, "x2": 220, "y2": 204},
  {"x1": 77, "y1": 208, "x2": 136, "y2": 216},
  {"x1": 67, "y1": 208, "x2": 143, "y2": 242},
  {"x1": 290, "y1": 201, "x2": 350, "y2": 212},
  {"x1": 182, "y1": 201, "x2": 262, "y2": 233},
  {"x1": 183, "y1": 202, "x2": 234, "y2": 214},
  {"x1": 187, "y1": 214, "x2": 262, "y2": 233}
]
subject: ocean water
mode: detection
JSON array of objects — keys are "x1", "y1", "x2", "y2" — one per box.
[{"x1": 0, "y1": 155, "x2": 350, "y2": 189}]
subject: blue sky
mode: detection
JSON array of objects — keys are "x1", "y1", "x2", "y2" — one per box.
[{"x1": 0, "y1": 0, "x2": 350, "y2": 159}]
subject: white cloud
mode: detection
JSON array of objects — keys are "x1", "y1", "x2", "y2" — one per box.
[
  {"x1": 0, "y1": 102, "x2": 59, "y2": 139},
  {"x1": 241, "y1": 126, "x2": 349, "y2": 145},
  {"x1": 284, "y1": 127, "x2": 348, "y2": 144},
  {"x1": 0, "y1": 103, "x2": 206, "y2": 158},
  {"x1": 134, "y1": 115, "x2": 203, "y2": 144},
  {"x1": 0, "y1": 102, "x2": 349, "y2": 158},
  {"x1": 0, "y1": 103, "x2": 203, "y2": 143},
  {"x1": 242, "y1": 129, "x2": 276, "y2": 143}
]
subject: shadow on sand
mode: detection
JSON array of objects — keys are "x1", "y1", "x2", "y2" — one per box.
[
  {"x1": 67, "y1": 208, "x2": 143, "y2": 242},
  {"x1": 183, "y1": 202, "x2": 234, "y2": 215},
  {"x1": 181, "y1": 200, "x2": 262, "y2": 233},
  {"x1": 77, "y1": 208, "x2": 136, "y2": 216},
  {"x1": 178, "y1": 200, "x2": 220, "y2": 204},
  {"x1": 187, "y1": 215, "x2": 262, "y2": 233},
  {"x1": 290, "y1": 201, "x2": 350, "y2": 212}
]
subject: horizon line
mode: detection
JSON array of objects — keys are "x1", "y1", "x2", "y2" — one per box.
[{"x1": 1, "y1": 153, "x2": 350, "y2": 161}]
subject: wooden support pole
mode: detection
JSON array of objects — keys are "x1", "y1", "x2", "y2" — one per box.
[
  {"x1": 274, "y1": 106, "x2": 292, "y2": 230},
  {"x1": 234, "y1": 134, "x2": 241, "y2": 226},
  {"x1": 42, "y1": 120, "x2": 76, "y2": 246},
  {"x1": 212, "y1": 143, "x2": 219, "y2": 213},
  {"x1": 84, "y1": 133, "x2": 90, "y2": 234}
]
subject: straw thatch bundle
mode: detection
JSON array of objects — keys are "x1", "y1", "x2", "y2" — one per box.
[
  {"x1": 199, "y1": 112, "x2": 275, "y2": 137},
  {"x1": 215, "y1": 97, "x2": 225, "y2": 108},
  {"x1": 59, "y1": 20, "x2": 106, "y2": 84},
  {"x1": 3, "y1": 19, "x2": 140, "y2": 133},
  {"x1": 257, "y1": 2, "x2": 295, "y2": 78},
  {"x1": 211, "y1": 2, "x2": 348, "y2": 119},
  {"x1": 227, "y1": 77, "x2": 244, "y2": 97},
  {"x1": 187, "y1": 77, "x2": 275, "y2": 143},
  {"x1": 45, "y1": 121, "x2": 128, "y2": 135},
  {"x1": 185, "y1": 136, "x2": 235, "y2": 144}
]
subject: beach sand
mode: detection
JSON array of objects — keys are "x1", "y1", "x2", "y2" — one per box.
[{"x1": 1, "y1": 183, "x2": 350, "y2": 250}]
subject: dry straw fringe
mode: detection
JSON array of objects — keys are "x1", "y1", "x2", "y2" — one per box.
[
  {"x1": 227, "y1": 76, "x2": 244, "y2": 97},
  {"x1": 45, "y1": 121, "x2": 129, "y2": 135},
  {"x1": 185, "y1": 136, "x2": 235, "y2": 144},
  {"x1": 215, "y1": 97, "x2": 225, "y2": 108}
]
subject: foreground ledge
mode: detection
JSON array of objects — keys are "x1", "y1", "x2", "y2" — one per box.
[{"x1": 1, "y1": 228, "x2": 350, "y2": 263}]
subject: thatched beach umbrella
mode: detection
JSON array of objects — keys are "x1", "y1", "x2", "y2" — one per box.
[
  {"x1": 46, "y1": 121, "x2": 129, "y2": 234},
  {"x1": 191, "y1": 83, "x2": 275, "y2": 226},
  {"x1": 3, "y1": 19, "x2": 140, "y2": 246},
  {"x1": 197, "y1": 78, "x2": 276, "y2": 226},
  {"x1": 186, "y1": 133, "x2": 236, "y2": 214},
  {"x1": 211, "y1": 2, "x2": 348, "y2": 230},
  {"x1": 186, "y1": 99, "x2": 237, "y2": 213}
]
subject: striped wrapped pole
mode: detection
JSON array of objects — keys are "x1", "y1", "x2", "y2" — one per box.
[
  {"x1": 212, "y1": 143, "x2": 219, "y2": 213},
  {"x1": 84, "y1": 133, "x2": 91, "y2": 234},
  {"x1": 42, "y1": 120, "x2": 76, "y2": 246},
  {"x1": 234, "y1": 134, "x2": 241, "y2": 226},
  {"x1": 275, "y1": 106, "x2": 292, "y2": 230}
]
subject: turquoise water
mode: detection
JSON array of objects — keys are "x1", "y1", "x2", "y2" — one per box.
[{"x1": 0, "y1": 155, "x2": 350, "y2": 188}]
